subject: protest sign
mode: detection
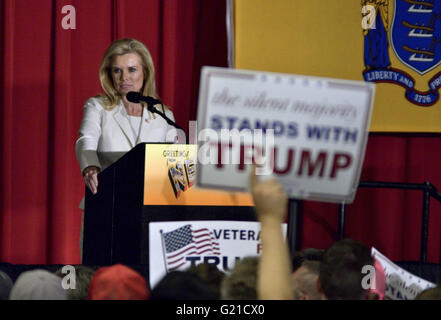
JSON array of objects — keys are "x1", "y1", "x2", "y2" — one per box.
[
  {"x1": 196, "y1": 67, "x2": 375, "y2": 203},
  {"x1": 372, "y1": 247, "x2": 435, "y2": 300}
]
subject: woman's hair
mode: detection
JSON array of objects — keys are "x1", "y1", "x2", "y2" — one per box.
[{"x1": 99, "y1": 38, "x2": 157, "y2": 109}]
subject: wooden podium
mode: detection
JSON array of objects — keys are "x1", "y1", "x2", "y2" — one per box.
[{"x1": 83, "y1": 143, "x2": 256, "y2": 270}]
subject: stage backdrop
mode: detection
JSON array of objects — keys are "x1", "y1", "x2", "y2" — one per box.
[
  {"x1": 0, "y1": 0, "x2": 228, "y2": 264},
  {"x1": 1, "y1": 0, "x2": 441, "y2": 266},
  {"x1": 233, "y1": 0, "x2": 441, "y2": 132}
]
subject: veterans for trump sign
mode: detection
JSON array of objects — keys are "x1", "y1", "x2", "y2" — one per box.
[
  {"x1": 196, "y1": 67, "x2": 375, "y2": 203},
  {"x1": 148, "y1": 220, "x2": 287, "y2": 289}
]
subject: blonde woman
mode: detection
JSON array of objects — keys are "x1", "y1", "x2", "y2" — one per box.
[
  {"x1": 75, "y1": 39, "x2": 177, "y2": 259},
  {"x1": 76, "y1": 38, "x2": 177, "y2": 194}
]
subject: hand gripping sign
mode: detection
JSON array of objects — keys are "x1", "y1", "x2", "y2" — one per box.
[{"x1": 196, "y1": 67, "x2": 375, "y2": 203}]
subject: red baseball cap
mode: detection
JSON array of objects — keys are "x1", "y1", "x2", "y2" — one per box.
[{"x1": 88, "y1": 264, "x2": 149, "y2": 300}]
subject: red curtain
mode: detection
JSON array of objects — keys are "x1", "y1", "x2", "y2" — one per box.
[
  {"x1": 1, "y1": 0, "x2": 440, "y2": 266},
  {"x1": 0, "y1": 0, "x2": 227, "y2": 264}
]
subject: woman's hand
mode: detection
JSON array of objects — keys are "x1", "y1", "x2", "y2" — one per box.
[{"x1": 83, "y1": 166, "x2": 101, "y2": 194}]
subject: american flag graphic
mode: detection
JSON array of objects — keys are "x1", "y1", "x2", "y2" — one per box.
[{"x1": 161, "y1": 224, "x2": 220, "y2": 271}]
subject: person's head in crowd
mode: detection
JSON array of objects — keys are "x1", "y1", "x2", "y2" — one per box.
[
  {"x1": 292, "y1": 260, "x2": 322, "y2": 300},
  {"x1": 318, "y1": 238, "x2": 374, "y2": 300},
  {"x1": 221, "y1": 256, "x2": 259, "y2": 300},
  {"x1": 54, "y1": 265, "x2": 96, "y2": 300},
  {"x1": 0, "y1": 270, "x2": 13, "y2": 300},
  {"x1": 9, "y1": 269, "x2": 67, "y2": 300},
  {"x1": 187, "y1": 263, "x2": 226, "y2": 298},
  {"x1": 99, "y1": 38, "x2": 157, "y2": 108},
  {"x1": 290, "y1": 248, "x2": 324, "y2": 300},
  {"x1": 150, "y1": 270, "x2": 219, "y2": 300},
  {"x1": 415, "y1": 285, "x2": 441, "y2": 300},
  {"x1": 292, "y1": 248, "x2": 324, "y2": 272},
  {"x1": 88, "y1": 264, "x2": 149, "y2": 300}
]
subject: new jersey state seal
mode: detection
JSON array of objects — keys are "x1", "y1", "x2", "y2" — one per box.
[{"x1": 362, "y1": 0, "x2": 441, "y2": 106}]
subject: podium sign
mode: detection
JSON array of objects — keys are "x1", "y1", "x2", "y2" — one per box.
[
  {"x1": 196, "y1": 67, "x2": 375, "y2": 203},
  {"x1": 143, "y1": 144, "x2": 253, "y2": 206}
]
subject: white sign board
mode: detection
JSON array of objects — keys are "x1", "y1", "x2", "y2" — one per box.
[
  {"x1": 148, "y1": 220, "x2": 286, "y2": 289},
  {"x1": 196, "y1": 67, "x2": 375, "y2": 203},
  {"x1": 372, "y1": 247, "x2": 435, "y2": 300}
]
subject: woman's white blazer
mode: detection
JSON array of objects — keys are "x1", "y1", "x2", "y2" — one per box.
[{"x1": 75, "y1": 97, "x2": 177, "y2": 173}]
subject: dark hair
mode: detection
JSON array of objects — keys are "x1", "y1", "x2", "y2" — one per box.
[
  {"x1": 221, "y1": 256, "x2": 259, "y2": 300},
  {"x1": 150, "y1": 271, "x2": 218, "y2": 300},
  {"x1": 292, "y1": 248, "x2": 324, "y2": 272},
  {"x1": 54, "y1": 265, "x2": 96, "y2": 300},
  {"x1": 319, "y1": 239, "x2": 373, "y2": 300},
  {"x1": 187, "y1": 263, "x2": 225, "y2": 297}
]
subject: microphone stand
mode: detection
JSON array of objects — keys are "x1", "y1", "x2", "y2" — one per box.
[{"x1": 146, "y1": 102, "x2": 187, "y2": 143}]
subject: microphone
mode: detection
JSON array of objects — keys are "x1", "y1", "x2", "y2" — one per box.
[
  {"x1": 126, "y1": 91, "x2": 162, "y2": 105},
  {"x1": 125, "y1": 91, "x2": 185, "y2": 135}
]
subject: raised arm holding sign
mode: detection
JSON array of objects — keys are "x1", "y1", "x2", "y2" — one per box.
[{"x1": 250, "y1": 166, "x2": 293, "y2": 300}]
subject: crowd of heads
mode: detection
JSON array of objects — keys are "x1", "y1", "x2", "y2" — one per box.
[
  {"x1": 0, "y1": 264, "x2": 151, "y2": 300},
  {"x1": 0, "y1": 238, "x2": 439, "y2": 300}
]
